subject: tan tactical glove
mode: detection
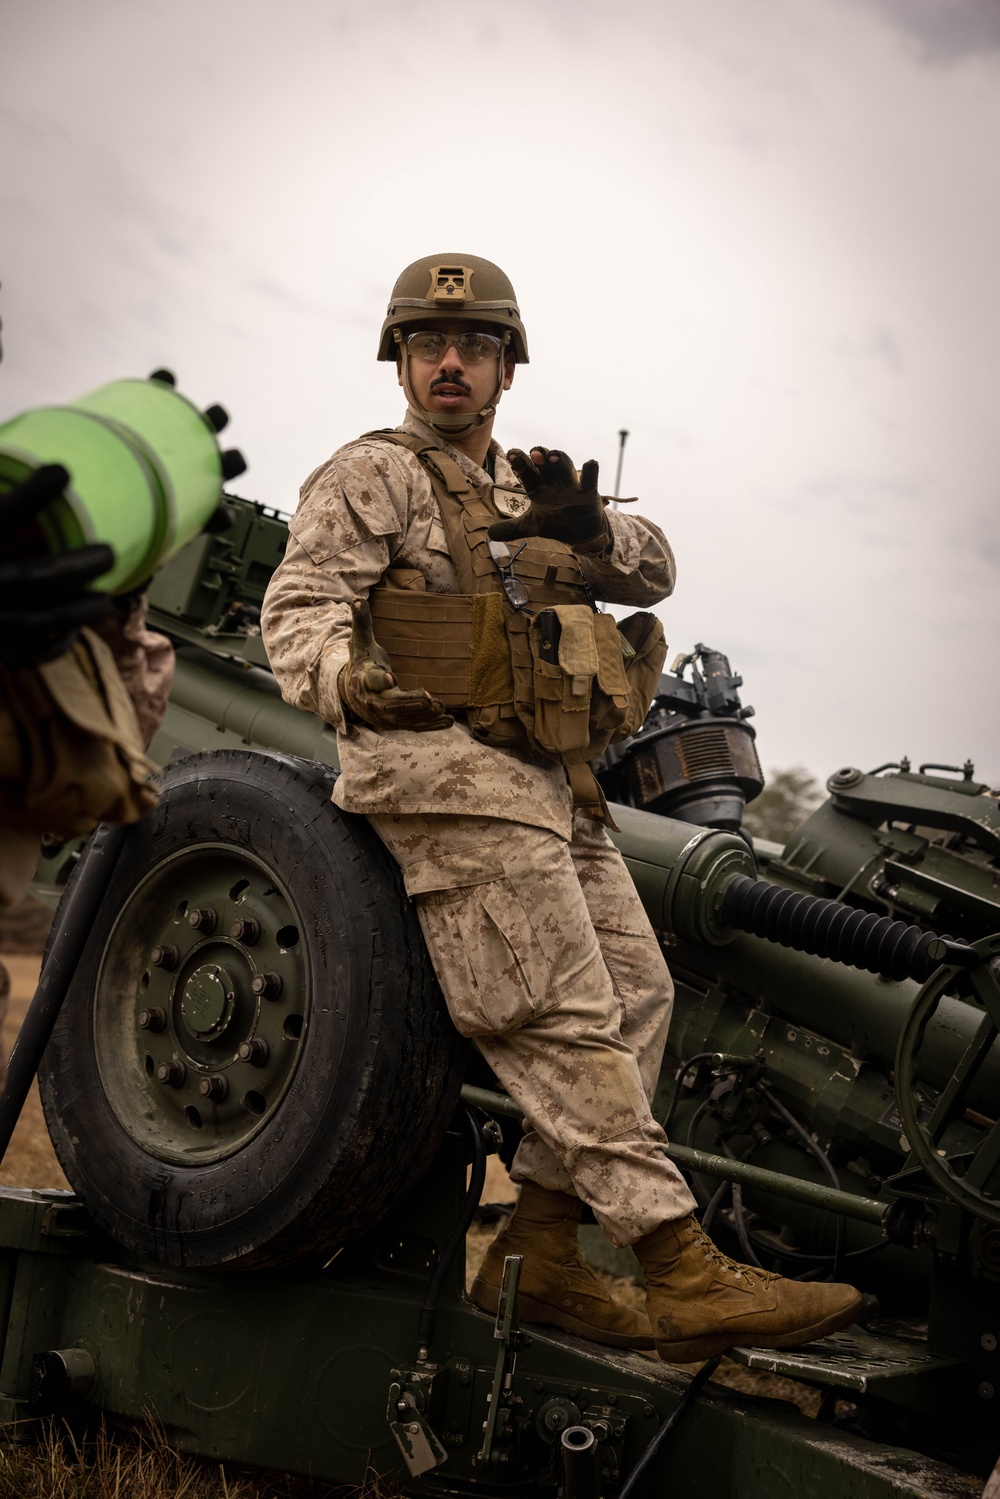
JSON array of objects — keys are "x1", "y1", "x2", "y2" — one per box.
[
  {"x1": 489, "y1": 447, "x2": 611, "y2": 552},
  {"x1": 338, "y1": 598, "x2": 453, "y2": 733}
]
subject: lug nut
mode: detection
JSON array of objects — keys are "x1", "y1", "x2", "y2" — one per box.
[
  {"x1": 151, "y1": 944, "x2": 178, "y2": 970},
  {"x1": 229, "y1": 917, "x2": 260, "y2": 945},
  {"x1": 156, "y1": 1060, "x2": 186, "y2": 1088},
  {"x1": 138, "y1": 1007, "x2": 166, "y2": 1033},
  {"x1": 198, "y1": 1074, "x2": 229, "y2": 1102},
  {"x1": 237, "y1": 1038, "x2": 269, "y2": 1067},
  {"x1": 251, "y1": 971, "x2": 283, "y2": 1001},
  {"x1": 188, "y1": 908, "x2": 217, "y2": 933}
]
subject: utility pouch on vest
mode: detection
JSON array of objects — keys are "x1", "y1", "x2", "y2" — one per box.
[
  {"x1": 527, "y1": 606, "x2": 631, "y2": 757},
  {"x1": 611, "y1": 611, "x2": 669, "y2": 741}
]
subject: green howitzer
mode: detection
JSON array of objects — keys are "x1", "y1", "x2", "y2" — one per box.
[{"x1": 4, "y1": 497, "x2": 997, "y2": 1497}]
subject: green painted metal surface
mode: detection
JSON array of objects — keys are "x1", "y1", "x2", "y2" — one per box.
[
  {"x1": 150, "y1": 650, "x2": 340, "y2": 767},
  {"x1": 0, "y1": 378, "x2": 225, "y2": 592},
  {"x1": 92, "y1": 842, "x2": 311, "y2": 1164},
  {"x1": 0, "y1": 1181, "x2": 987, "y2": 1497}
]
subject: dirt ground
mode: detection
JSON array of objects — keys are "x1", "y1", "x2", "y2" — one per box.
[{"x1": 0, "y1": 953, "x2": 69, "y2": 1192}]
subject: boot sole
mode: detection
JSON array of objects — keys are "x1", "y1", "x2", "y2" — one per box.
[
  {"x1": 654, "y1": 1293, "x2": 864, "y2": 1364},
  {"x1": 470, "y1": 1275, "x2": 655, "y2": 1350}
]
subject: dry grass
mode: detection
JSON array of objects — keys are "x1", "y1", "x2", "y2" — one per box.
[{"x1": 0, "y1": 1416, "x2": 396, "y2": 1499}]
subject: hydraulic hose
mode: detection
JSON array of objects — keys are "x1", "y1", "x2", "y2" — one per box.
[
  {"x1": 617, "y1": 1355, "x2": 722, "y2": 1499},
  {"x1": 416, "y1": 1102, "x2": 487, "y2": 1362},
  {"x1": 759, "y1": 1084, "x2": 846, "y2": 1279},
  {"x1": 0, "y1": 823, "x2": 131, "y2": 1164}
]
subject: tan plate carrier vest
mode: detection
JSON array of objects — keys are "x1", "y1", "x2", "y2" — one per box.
[{"x1": 363, "y1": 431, "x2": 668, "y2": 826}]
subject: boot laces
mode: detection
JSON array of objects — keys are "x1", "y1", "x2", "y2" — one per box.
[{"x1": 688, "y1": 1220, "x2": 761, "y2": 1288}]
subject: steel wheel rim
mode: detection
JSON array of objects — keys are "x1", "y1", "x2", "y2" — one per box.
[{"x1": 93, "y1": 842, "x2": 311, "y2": 1165}]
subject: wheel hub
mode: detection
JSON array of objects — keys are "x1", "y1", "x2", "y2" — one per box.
[
  {"x1": 180, "y1": 963, "x2": 236, "y2": 1039},
  {"x1": 93, "y1": 844, "x2": 310, "y2": 1165}
]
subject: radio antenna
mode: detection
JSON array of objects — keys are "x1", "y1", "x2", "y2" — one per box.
[{"x1": 612, "y1": 428, "x2": 629, "y2": 506}]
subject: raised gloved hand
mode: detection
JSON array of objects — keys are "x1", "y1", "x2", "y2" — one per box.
[
  {"x1": 488, "y1": 447, "x2": 610, "y2": 551},
  {"x1": 0, "y1": 464, "x2": 114, "y2": 666},
  {"x1": 338, "y1": 598, "x2": 453, "y2": 733}
]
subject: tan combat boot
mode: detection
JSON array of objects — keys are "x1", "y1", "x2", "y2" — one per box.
[
  {"x1": 470, "y1": 1182, "x2": 653, "y2": 1349},
  {"x1": 635, "y1": 1214, "x2": 863, "y2": 1363}
]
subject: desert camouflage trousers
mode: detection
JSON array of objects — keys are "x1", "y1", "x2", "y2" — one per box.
[{"x1": 369, "y1": 809, "x2": 697, "y2": 1246}]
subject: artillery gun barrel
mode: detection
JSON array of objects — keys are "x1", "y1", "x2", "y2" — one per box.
[
  {"x1": 164, "y1": 649, "x2": 339, "y2": 762},
  {"x1": 610, "y1": 805, "x2": 1000, "y2": 1114}
]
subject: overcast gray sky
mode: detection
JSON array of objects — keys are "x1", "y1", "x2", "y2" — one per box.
[{"x1": 2, "y1": 0, "x2": 998, "y2": 786}]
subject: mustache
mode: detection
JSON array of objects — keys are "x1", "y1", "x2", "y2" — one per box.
[{"x1": 430, "y1": 373, "x2": 472, "y2": 394}]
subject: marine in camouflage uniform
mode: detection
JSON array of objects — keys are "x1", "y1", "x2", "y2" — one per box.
[
  {"x1": 0, "y1": 310, "x2": 173, "y2": 1080},
  {"x1": 262, "y1": 255, "x2": 862, "y2": 1362}
]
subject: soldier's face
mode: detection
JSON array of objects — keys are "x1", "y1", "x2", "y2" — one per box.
[{"x1": 398, "y1": 320, "x2": 514, "y2": 414}]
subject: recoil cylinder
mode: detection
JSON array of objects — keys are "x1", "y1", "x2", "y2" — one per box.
[{"x1": 720, "y1": 876, "x2": 977, "y2": 983}]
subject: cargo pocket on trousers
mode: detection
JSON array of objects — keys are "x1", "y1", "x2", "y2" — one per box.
[{"x1": 428, "y1": 877, "x2": 555, "y2": 1038}]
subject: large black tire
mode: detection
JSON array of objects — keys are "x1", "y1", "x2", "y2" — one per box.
[{"x1": 38, "y1": 750, "x2": 466, "y2": 1269}]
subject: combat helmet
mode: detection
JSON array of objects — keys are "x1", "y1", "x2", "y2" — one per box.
[{"x1": 379, "y1": 254, "x2": 528, "y2": 436}]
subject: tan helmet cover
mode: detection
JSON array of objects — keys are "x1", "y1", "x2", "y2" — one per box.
[{"x1": 378, "y1": 254, "x2": 529, "y2": 363}]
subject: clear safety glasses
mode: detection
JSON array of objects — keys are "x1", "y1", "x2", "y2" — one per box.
[{"x1": 404, "y1": 330, "x2": 503, "y2": 365}]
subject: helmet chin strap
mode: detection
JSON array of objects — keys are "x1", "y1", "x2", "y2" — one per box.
[{"x1": 397, "y1": 333, "x2": 508, "y2": 439}]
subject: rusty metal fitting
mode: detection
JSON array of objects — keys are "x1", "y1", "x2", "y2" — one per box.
[
  {"x1": 156, "y1": 1059, "x2": 186, "y2": 1088},
  {"x1": 197, "y1": 1074, "x2": 229, "y2": 1102},
  {"x1": 228, "y1": 917, "x2": 260, "y2": 945},
  {"x1": 237, "y1": 1038, "x2": 269, "y2": 1066},
  {"x1": 251, "y1": 971, "x2": 283, "y2": 1000}
]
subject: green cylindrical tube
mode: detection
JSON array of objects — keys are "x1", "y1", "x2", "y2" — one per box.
[
  {"x1": 0, "y1": 377, "x2": 227, "y2": 594},
  {"x1": 608, "y1": 803, "x2": 1000, "y2": 1111},
  {"x1": 609, "y1": 803, "x2": 757, "y2": 944},
  {"x1": 459, "y1": 1085, "x2": 889, "y2": 1227}
]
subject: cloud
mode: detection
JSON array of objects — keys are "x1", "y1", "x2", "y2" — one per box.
[
  {"x1": 834, "y1": 323, "x2": 905, "y2": 374},
  {"x1": 783, "y1": 470, "x2": 922, "y2": 520},
  {"x1": 960, "y1": 492, "x2": 1000, "y2": 568},
  {"x1": 854, "y1": 0, "x2": 1000, "y2": 63}
]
